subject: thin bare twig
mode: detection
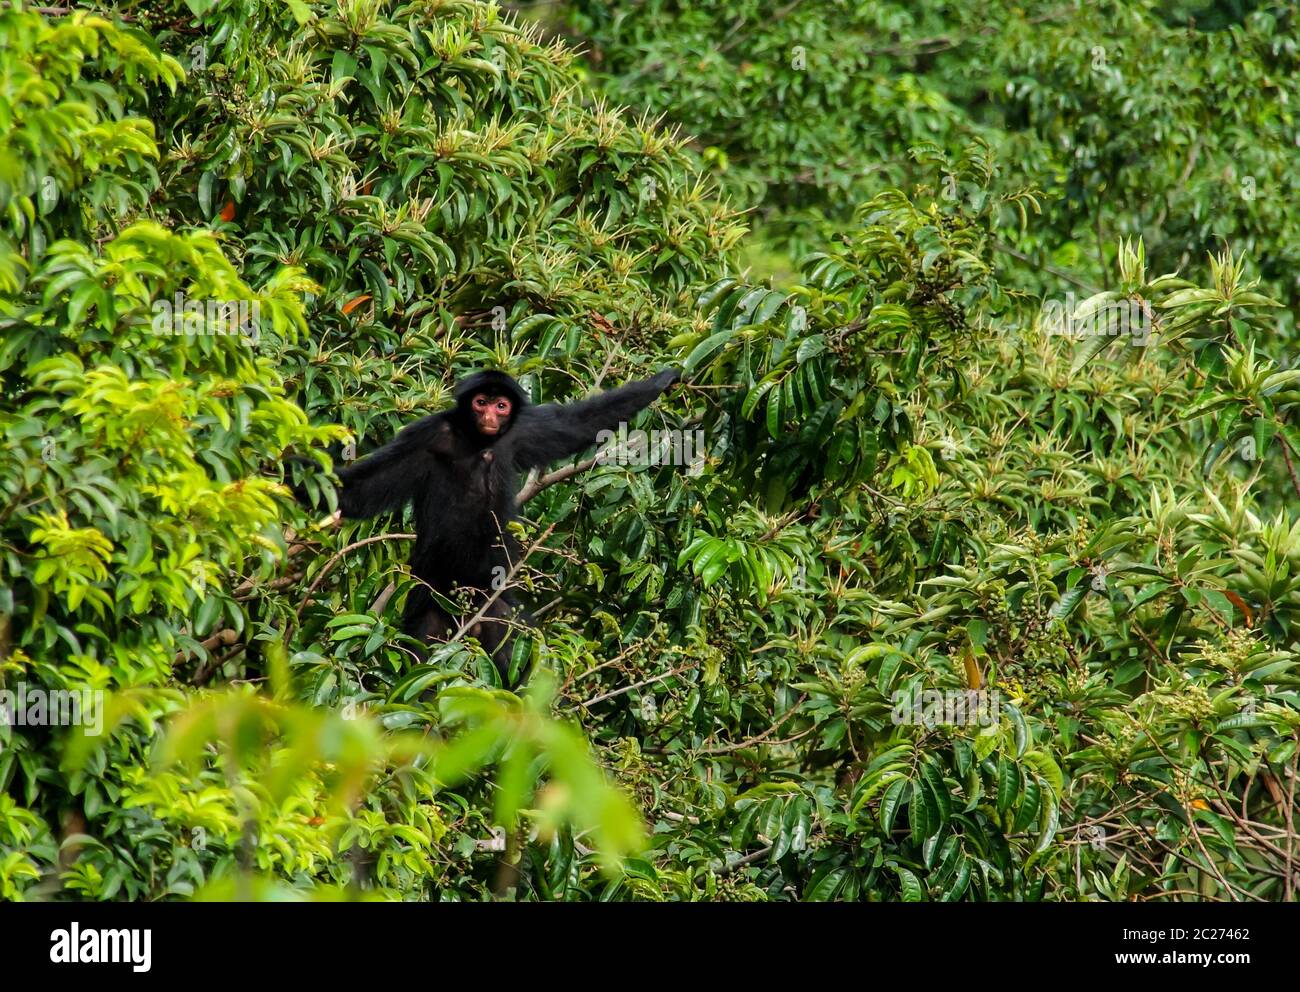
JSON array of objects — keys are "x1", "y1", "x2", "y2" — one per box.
[
  {"x1": 447, "y1": 524, "x2": 556, "y2": 644},
  {"x1": 718, "y1": 845, "x2": 772, "y2": 875},
  {"x1": 579, "y1": 662, "x2": 695, "y2": 708},
  {"x1": 698, "y1": 694, "x2": 808, "y2": 755}
]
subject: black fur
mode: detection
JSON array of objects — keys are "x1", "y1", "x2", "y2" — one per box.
[{"x1": 326, "y1": 367, "x2": 680, "y2": 679}]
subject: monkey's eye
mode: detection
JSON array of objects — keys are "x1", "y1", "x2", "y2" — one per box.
[{"x1": 496, "y1": 402, "x2": 509, "y2": 413}]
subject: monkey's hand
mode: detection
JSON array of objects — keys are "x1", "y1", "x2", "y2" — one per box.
[{"x1": 654, "y1": 367, "x2": 684, "y2": 391}]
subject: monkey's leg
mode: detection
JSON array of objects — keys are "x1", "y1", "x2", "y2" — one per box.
[
  {"x1": 401, "y1": 586, "x2": 455, "y2": 661},
  {"x1": 405, "y1": 586, "x2": 532, "y2": 686},
  {"x1": 470, "y1": 594, "x2": 533, "y2": 687}
]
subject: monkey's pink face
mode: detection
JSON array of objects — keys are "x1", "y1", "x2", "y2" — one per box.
[{"x1": 472, "y1": 393, "x2": 513, "y2": 436}]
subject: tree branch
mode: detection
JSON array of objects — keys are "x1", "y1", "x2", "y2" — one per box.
[{"x1": 517, "y1": 453, "x2": 601, "y2": 504}]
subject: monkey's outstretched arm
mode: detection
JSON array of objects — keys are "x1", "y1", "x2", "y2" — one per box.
[
  {"x1": 332, "y1": 414, "x2": 445, "y2": 518},
  {"x1": 508, "y1": 369, "x2": 680, "y2": 471}
]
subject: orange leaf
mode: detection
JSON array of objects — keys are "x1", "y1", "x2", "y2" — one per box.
[
  {"x1": 588, "y1": 310, "x2": 616, "y2": 335},
  {"x1": 1222, "y1": 590, "x2": 1254, "y2": 627},
  {"x1": 341, "y1": 294, "x2": 372, "y2": 315}
]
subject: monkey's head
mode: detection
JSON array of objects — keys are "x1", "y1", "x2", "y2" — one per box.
[{"x1": 454, "y1": 370, "x2": 528, "y2": 442}]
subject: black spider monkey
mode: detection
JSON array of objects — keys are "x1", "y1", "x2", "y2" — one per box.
[{"x1": 315, "y1": 367, "x2": 681, "y2": 681}]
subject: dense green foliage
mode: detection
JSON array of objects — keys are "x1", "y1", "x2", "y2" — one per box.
[
  {"x1": 1, "y1": 0, "x2": 1298, "y2": 902},
  {"x1": 555, "y1": 0, "x2": 1300, "y2": 317}
]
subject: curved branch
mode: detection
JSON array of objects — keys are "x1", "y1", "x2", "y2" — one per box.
[
  {"x1": 517, "y1": 453, "x2": 601, "y2": 504},
  {"x1": 295, "y1": 531, "x2": 416, "y2": 619}
]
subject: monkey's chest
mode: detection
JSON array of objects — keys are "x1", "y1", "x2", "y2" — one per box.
[
  {"x1": 407, "y1": 437, "x2": 520, "y2": 587},
  {"x1": 454, "y1": 449, "x2": 502, "y2": 497},
  {"x1": 416, "y1": 451, "x2": 518, "y2": 546}
]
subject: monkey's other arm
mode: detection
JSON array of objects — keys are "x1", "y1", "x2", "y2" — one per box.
[
  {"x1": 509, "y1": 369, "x2": 681, "y2": 471},
  {"x1": 334, "y1": 414, "x2": 446, "y2": 518}
]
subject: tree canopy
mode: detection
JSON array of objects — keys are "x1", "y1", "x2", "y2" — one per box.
[{"x1": 1, "y1": 0, "x2": 1298, "y2": 903}]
